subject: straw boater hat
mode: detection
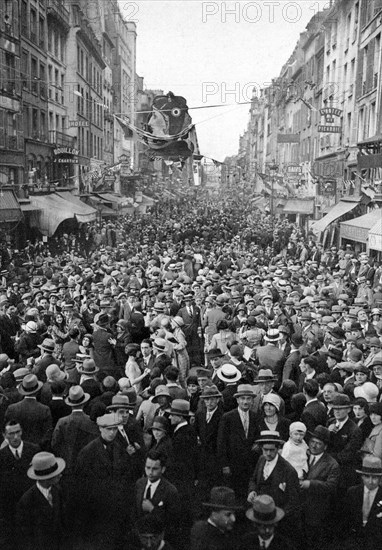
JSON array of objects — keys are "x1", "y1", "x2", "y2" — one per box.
[
  {"x1": 203, "y1": 486, "x2": 243, "y2": 511},
  {"x1": 18, "y1": 374, "x2": 43, "y2": 396},
  {"x1": 65, "y1": 386, "x2": 90, "y2": 406},
  {"x1": 255, "y1": 430, "x2": 284, "y2": 446},
  {"x1": 246, "y1": 495, "x2": 285, "y2": 524},
  {"x1": 96, "y1": 413, "x2": 121, "y2": 428},
  {"x1": 217, "y1": 363, "x2": 242, "y2": 384},
  {"x1": 233, "y1": 384, "x2": 256, "y2": 398},
  {"x1": 152, "y1": 338, "x2": 168, "y2": 354},
  {"x1": 27, "y1": 452, "x2": 66, "y2": 480},
  {"x1": 264, "y1": 328, "x2": 280, "y2": 342},
  {"x1": 356, "y1": 456, "x2": 382, "y2": 476}
]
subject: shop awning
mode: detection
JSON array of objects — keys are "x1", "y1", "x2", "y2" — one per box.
[
  {"x1": 88, "y1": 196, "x2": 119, "y2": 217},
  {"x1": 340, "y1": 209, "x2": 382, "y2": 244},
  {"x1": 56, "y1": 192, "x2": 97, "y2": 223},
  {"x1": 283, "y1": 199, "x2": 314, "y2": 215},
  {"x1": 0, "y1": 190, "x2": 22, "y2": 223},
  {"x1": 311, "y1": 199, "x2": 360, "y2": 234},
  {"x1": 20, "y1": 203, "x2": 40, "y2": 212},
  {"x1": 97, "y1": 193, "x2": 131, "y2": 207},
  {"x1": 141, "y1": 194, "x2": 156, "y2": 205},
  {"x1": 369, "y1": 218, "x2": 382, "y2": 251},
  {"x1": 29, "y1": 194, "x2": 78, "y2": 236}
]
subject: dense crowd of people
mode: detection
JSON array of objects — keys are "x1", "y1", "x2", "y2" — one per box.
[{"x1": 0, "y1": 188, "x2": 382, "y2": 550}]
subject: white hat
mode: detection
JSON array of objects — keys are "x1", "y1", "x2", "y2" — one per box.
[
  {"x1": 289, "y1": 421, "x2": 307, "y2": 434},
  {"x1": 354, "y1": 382, "x2": 379, "y2": 403},
  {"x1": 25, "y1": 321, "x2": 37, "y2": 333}
]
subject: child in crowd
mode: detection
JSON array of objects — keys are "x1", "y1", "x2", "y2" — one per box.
[{"x1": 281, "y1": 421, "x2": 308, "y2": 479}]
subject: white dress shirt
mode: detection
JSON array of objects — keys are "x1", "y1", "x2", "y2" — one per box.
[
  {"x1": 263, "y1": 454, "x2": 279, "y2": 480},
  {"x1": 144, "y1": 478, "x2": 161, "y2": 500},
  {"x1": 9, "y1": 442, "x2": 24, "y2": 459},
  {"x1": 36, "y1": 482, "x2": 53, "y2": 506}
]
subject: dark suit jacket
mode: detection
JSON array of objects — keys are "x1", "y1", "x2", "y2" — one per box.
[
  {"x1": 190, "y1": 520, "x2": 238, "y2": 550},
  {"x1": 282, "y1": 350, "x2": 301, "y2": 384},
  {"x1": 5, "y1": 397, "x2": 52, "y2": 446},
  {"x1": 32, "y1": 355, "x2": 61, "y2": 383},
  {"x1": 328, "y1": 417, "x2": 363, "y2": 488},
  {"x1": 217, "y1": 408, "x2": 258, "y2": 477},
  {"x1": 93, "y1": 328, "x2": 116, "y2": 371},
  {"x1": 240, "y1": 532, "x2": 298, "y2": 550},
  {"x1": 0, "y1": 441, "x2": 40, "y2": 520},
  {"x1": 256, "y1": 344, "x2": 285, "y2": 386},
  {"x1": 300, "y1": 399, "x2": 328, "y2": 434},
  {"x1": 248, "y1": 454, "x2": 300, "y2": 518},
  {"x1": 166, "y1": 423, "x2": 198, "y2": 488},
  {"x1": 302, "y1": 452, "x2": 340, "y2": 526},
  {"x1": 49, "y1": 398, "x2": 72, "y2": 428},
  {"x1": 52, "y1": 411, "x2": 99, "y2": 472},
  {"x1": 16, "y1": 484, "x2": 67, "y2": 550},
  {"x1": 134, "y1": 476, "x2": 181, "y2": 539},
  {"x1": 344, "y1": 484, "x2": 382, "y2": 546}
]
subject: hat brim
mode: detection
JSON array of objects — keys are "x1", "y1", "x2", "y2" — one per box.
[
  {"x1": 355, "y1": 467, "x2": 382, "y2": 476},
  {"x1": 264, "y1": 336, "x2": 281, "y2": 342},
  {"x1": 65, "y1": 393, "x2": 90, "y2": 406},
  {"x1": 255, "y1": 437, "x2": 285, "y2": 445},
  {"x1": 165, "y1": 407, "x2": 193, "y2": 417},
  {"x1": 107, "y1": 403, "x2": 136, "y2": 410},
  {"x1": 253, "y1": 377, "x2": 278, "y2": 384},
  {"x1": 18, "y1": 380, "x2": 43, "y2": 396},
  {"x1": 28, "y1": 457, "x2": 66, "y2": 480},
  {"x1": 38, "y1": 345, "x2": 55, "y2": 353},
  {"x1": 234, "y1": 391, "x2": 256, "y2": 398},
  {"x1": 200, "y1": 393, "x2": 222, "y2": 399},
  {"x1": 217, "y1": 371, "x2": 242, "y2": 383},
  {"x1": 307, "y1": 431, "x2": 330, "y2": 444},
  {"x1": 152, "y1": 394, "x2": 173, "y2": 403},
  {"x1": 203, "y1": 502, "x2": 243, "y2": 511},
  {"x1": 76, "y1": 366, "x2": 100, "y2": 374},
  {"x1": 246, "y1": 506, "x2": 285, "y2": 524}
]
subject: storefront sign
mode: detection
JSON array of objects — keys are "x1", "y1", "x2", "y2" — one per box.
[
  {"x1": 369, "y1": 233, "x2": 382, "y2": 251},
  {"x1": 56, "y1": 158, "x2": 79, "y2": 164},
  {"x1": 69, "y1": 120, "x2": 89, "y2": 128},
  {"x1": 54, "y1": 147, "x2": 79, "y2": 156},
  {"x1": 318, "y1": 125, "x2": 342, "y2": 133},
  {"x1": 287, "y1": 165, "x2": 302, "y2": 174},
  {"x1": 312, "y1": 157, "x2": 343, "y2": 178}
]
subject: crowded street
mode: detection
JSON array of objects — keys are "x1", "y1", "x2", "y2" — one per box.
[{"x1": 1, "y1": 0, "x2": 382, "y2": 549}]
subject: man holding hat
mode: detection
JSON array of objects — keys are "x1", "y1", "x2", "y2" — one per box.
[
  {"x1": 217, "y1": 384, "x2": 258, "y2": 500},
  {"x1": 299, "y1": 425, "x2": 340, "y2": 548},
  {"x1": 248, "y1": 430, "x2": 300, "y2": 530},
  {"x1": 342, "y1": 456, "x2": 382, "y2": 548},
  {"x1": 16, "y1": 451, "x2": 67, "y2": 549},
  {"x1": 190, "y1": 486, "x2": 242, "y2": 550},
  {"x1": 242, "y1": 494, "x2": 297, "y2": 550}
]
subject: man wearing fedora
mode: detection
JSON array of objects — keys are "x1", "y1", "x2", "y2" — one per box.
[
  {"x1": 299, "y1": 425, "x2": 340, "y2": 548},
  {"x1": 32, "y1": 338, "x2": 61, "y2": 383},
  {"x1": 327, "y1": 393, "x2": 363, "y2": 491},
  {"x1": 93, "y1": 313, "x2": 117, "y2": 379},
  {"x1": 194, "y1": 384, "x2": 225, "y2": 498},
  {"x1": 51, "y1": 386, "x2": 98, "y2": 476},
  {"x1": 242, "y1": 494, "x2": 297, "y2": 550},
  {"x1": 5, "y1": 374, "x2": 52, "y2": 448},
  {"x1": 74, "y1": 413, "x2": 132, "y2": 549},
  {"x1": 341, "y1": 456, "x2": 382, "y2": 549},
  {"x1": 190, "y1": 486, "x2": 242, "y2": 550},
  {"x1": 217, "y1": 384, "x2": 258, "y2": 501},
  {"x1": 165, "y1": 399, "x2": 198, "y2": 546},
  {"x1": 177, "y1": 293, "x2": 203, "y2": 367},
  {"x1": 16, "y1": 451, "x2": 68, "y2": 550},
  {"x1": 0, "y1": 420, "x2": 40, "y2": 549},
  {"x1": 255, "y1": 329, "x2": 285, "y2": 389},
  {"x1": 248, "y1": 430, "x2": 300, "y2": 539},
  {"x1": 252, "y1": 370, "x2": 285, "y2": 418}
]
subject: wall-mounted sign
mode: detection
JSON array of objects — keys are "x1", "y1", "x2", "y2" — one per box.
[
  {"x1": 69, "y1": 120, "x2": 89, "y2": 128},
  {"x1": 318, "y1": 125, "x2": 342, "y2": 133},
  {"x1": 54, "y1": 147, "x2": 79, "y2": 156},
  {"x1": 56, "y1": 158, "x2": 79, "y2": 164},
  {"x1": 287, "y1": 165, "x2": 302, "y2": 174},
  {"x1": 277, "y1": 133, "x2": 300, "y2": 143}
]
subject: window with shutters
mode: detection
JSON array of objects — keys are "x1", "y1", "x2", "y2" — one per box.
[
  {"x1": 0, "y1": 110, "x2": 5, "y2": 147},
  {"x1": 39, "y1": 16, "x2": 44, "y2": 49},
  {"x1": 21, "y1": 0, "x2": 28, "y2": 37},
  {"x1": 23, "y1": 105, "x2": 29, "y2": 137},
  {"x1": 40, "y1": 63, "x2": 46, "y2": 99},
  {"x1": 31, "y1": 57, "x2": 38, "y2": 94},
  {"x1": 30, "y1": 8, "x2": 37, "y2": 44},
  {"x1": 21, "y1": 50, "x2": 28, "y2": 91},
  {"x1": 373, "y1": 34, "x2": 380, "y2": 89},
  {"x1": 32, "y1": 108, "x2": 39, "y2": 139}
]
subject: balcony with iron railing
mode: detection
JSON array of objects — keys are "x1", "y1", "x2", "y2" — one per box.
[
  {"x1": 48, "y1": 130, "x2": 75, "y2": 148},
  {"x1": 47, "y1": 0, "x2": 70, "y2": 29}
]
